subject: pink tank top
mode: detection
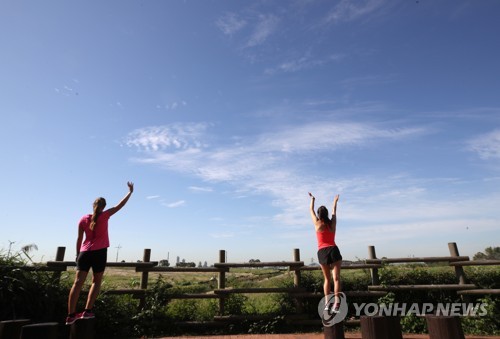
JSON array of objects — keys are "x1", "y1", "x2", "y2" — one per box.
[
  {"x1": 316, "y1": 226, "x2": 336, "y2": 250},
  {"x1": 79, "y1": 210, "x2": 111, "y2": 252}
]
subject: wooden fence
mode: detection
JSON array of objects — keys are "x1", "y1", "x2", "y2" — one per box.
[
  {"x1": 13, "y1": 242, "x2": 500, "y2": 327},
  {"x1": 35, "y1": 243, "x2": 500, "y2": 324}
]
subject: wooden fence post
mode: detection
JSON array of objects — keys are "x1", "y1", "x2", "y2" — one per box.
[
  {"x1": 20, "y1": 323, "x2": 58, "y2": 339},
  {"x1": 360, "y1": 316, "x2": 403, "y2": 339},
  {"x1": 0, "y1": 319, "x2": 31, "y2": 339},
  {"x1": 324, "y1": 321, "x2": 345, "y2": 339},
  {"x1": 425, "y1": 315, "x2": 465, "y2": 339},
  {"x1": 52, "y1": 246, "x2": 66, "y2": 284},
  {"x1": 293, "y1": 248, "x2": 303, "y2": 314},
  {"x1": 448, "y1": 242, "x2": 467, "y2": 285},
  {"x1": 218, "y1": 249, "x2": 226, "y2": 315},
  {"x1": 139, "y1": 248, "x2": 151, "y2": 309},
  {"x1": 70, "y1": 318, "x2": 95, "y2": 339},
  {"x1": 368, "y1": 246, "x2": 380, "y2": 285},
  {"x1": 293, "y1": 248, "x2": 301, "y2": 288}
]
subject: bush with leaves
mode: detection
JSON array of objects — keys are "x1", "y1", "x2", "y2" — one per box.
[{"x1": 0, "y1": 248, "x2": 68, "y2": 323}]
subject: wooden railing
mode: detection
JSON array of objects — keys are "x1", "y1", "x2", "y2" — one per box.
[{"x1": 10, "y1": 242, "x2": 499, "y2": 327}]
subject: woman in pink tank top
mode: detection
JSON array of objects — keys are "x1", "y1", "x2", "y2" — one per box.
[
  {"x1": 66, "y1": 182, "x2": 134, "y2": 325},
  {"x1": 309, "y1": 192, "x2": 342, "y2": 313}
]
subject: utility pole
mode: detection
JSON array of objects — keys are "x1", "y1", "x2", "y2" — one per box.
[{"x1": 115, "y1": 244, "x2": 122, "y2": 262}]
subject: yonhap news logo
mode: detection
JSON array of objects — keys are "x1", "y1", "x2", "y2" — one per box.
[
  {"x1": 318, "y1": 292, "x2": 348, "y2": 327},
  {"x1": 317, "y1": 295, "x2": 489, "y2": 327}
]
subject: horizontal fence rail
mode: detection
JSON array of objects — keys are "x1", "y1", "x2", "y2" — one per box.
[{"x1": 4, "y1": 242, "x2": 499, "y2": 328}]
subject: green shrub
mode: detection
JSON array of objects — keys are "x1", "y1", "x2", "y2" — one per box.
[{"x1": 0, "y1": 250, "x2": 68, "y2": 323}]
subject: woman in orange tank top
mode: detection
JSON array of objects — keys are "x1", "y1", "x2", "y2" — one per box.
[{"x1": 309, "y1": 192, "x2": 342, "y2": 313}]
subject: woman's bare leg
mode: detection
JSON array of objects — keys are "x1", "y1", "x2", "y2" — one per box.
[
  {"x1": 85, "y1": 271, "x2": 104, "y2": 310},
  {"x1": 320, "y1": 263, "x2": 333, "y2": 305},
  {"x1": 332, "y1": 260, "x2": 342, "y2": 304},
  {"x1": 68, "y1": 270, "x2": 88, "y2": 314}
]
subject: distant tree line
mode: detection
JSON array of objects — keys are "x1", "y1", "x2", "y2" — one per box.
[{"x1": 473, "y1": 246, "x2": 500, "y2": 260}]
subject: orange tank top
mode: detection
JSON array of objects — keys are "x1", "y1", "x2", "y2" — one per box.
[{"x1": 316, "y1": 226, "x2": 336, "y2": 250}]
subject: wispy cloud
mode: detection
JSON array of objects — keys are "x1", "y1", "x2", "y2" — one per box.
[
  {"x1": 125, "y1": 119, "x2": 428, "y2": 226},
  {"x1": 265, "y1": 53, "x2": 345, "y2": 75},
  {"x1": 125, "y1": 123, "x2": 209, "y2": 152},
  {"x1": 324, "y1": 0, "x2": 386, "y2": 24},
  {"x1": 164, "y1": 200, "x2": 186, "y2": 208},
  {"x1": 146, "y1": 195, "x2": 160, "y2": 200},
  {"x1": 189, "y1": 186, "x2": 213, "y2": 192},
  {"x1": 466, "y1": 129, "x2": 500, "y2": 160},
  {"x1": 246, "y1": 14, "x2": 279, "y2": 48},
  {"x1": 216, "y1": 12, "x2": 247, "y2": 36},
  {"x1": 216, "y1": 11, "x2": 279, "y2": 49}
]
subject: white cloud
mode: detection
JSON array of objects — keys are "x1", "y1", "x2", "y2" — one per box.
[
  {"x1": 126, "y1": 120, "x2": 429, "y2": 227},
  {"x1": 467, "y1": 129, "x2": 500, "y2": 160},
  {"x1": 125, "y1": 123, "x2": 208, "y2": 152},
  {"x1": 246, "y1": 14, "x2": 279, "y2": 47},
  {"x1": 146, "y1": 195, "x2": 160, "y2": 200},
  {"x1": 265, "y1": 53, "x2": 345, "y2": 75},
  {"x1": 216, "y1": 12, "x2": 247, "y2": 36},
  {"x1": 164, "y1": 200, "x2": 186, "y2": 208},
  {"x1": 325, "y1": 0, "x2": 386, "y2": 24},
  {"x1": 189, "y1": 186, "x2": 213, "y2": 192}
]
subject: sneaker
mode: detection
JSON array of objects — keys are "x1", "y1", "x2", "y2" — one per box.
[
  {"x1": 332, "y1": 303, "x2": 340, "y2": 313},
  {"x1": 65, "y1": 313, "x2": 79, "y2": 325},
  {"x1": 323, "y1": 303, "x2": 334, "y2": 315},
  {"x1": 80, "y1": 310, "x2": 95, "y2": 319}
]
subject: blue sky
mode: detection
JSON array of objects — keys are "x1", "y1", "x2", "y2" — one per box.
[{"x1": 1, "y1": 0, "x2": 499, "y2": 265}]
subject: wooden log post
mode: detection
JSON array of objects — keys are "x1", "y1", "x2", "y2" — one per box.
[
  {"x1": 293, "y1": 248, "x2": 304, "y2": 314},
  {"x1": 367, "y1": 246, "x2": 380, "y2": 286},
  {"x1": 448, "y1": 242, "x2": 467, "y2": 285},
  {"x1": 0, "y1": 319, "x2": 31, "y2": 339},
  {"x1": 293, "y1": 248, "x2": 301, "y2": 288},
  {"x1": 70, "y1": 318, "x2": 96, "y2": 339},
  {"x1": 52, "y1": 246, "x2": 66, "y2": 284},
  {"x1": 20, "y1": 322, "x2": 59, "y2": 339},
  {"x1": 323, "y1": 321, "x2": 345, "y2": 339},
  {"x1": 360, "y1": 316, "x2": 403, "y2": 339},
  {"x1": 218, "y1": 250, "x2": 226, "y2": 315},
  {"x1": 425, "y1": 315, "x2": 465, "y2": 339},
  {"x1": 139, "y1": 248, "x2": 151, "y2": 309}
]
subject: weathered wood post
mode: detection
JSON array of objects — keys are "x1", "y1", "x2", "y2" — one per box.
[
  {"x1": 293, "y1": 248, "x2": 301, "y2": 288},
  {"x1": 139, "y1": 248, "x2": 151, "y2": 309},
  {"x1": 323, "y1": 321, "x2": 345, "y2": 339},
  {"x1": 20, "y1": 322, "x2": 58, "y2": 339},
  {"x1": 368, "y1": 246, "x2": 380, "y2": 285},
  {"x1": 292, "y1": 248, "x2": 304, "y2": 314},
  {"x1": 448, "y1": 242, "x2": 467, "y2": 285},
  {"x1": 425, "y1": 315, "x2": 465, "y2": 339},
  {"x1": 70, "y1": 318, "x2": 95, "y2": 339},
  {"x1": 218, "y1": 249, "x2": 226, "y2": 315},
  {"x1": 52, "y1": 246, "x2": 66, "y2": 284},
  {"x1": 0, "y1": 319, "x2": 31, "y2": 339},
  {"x1": 360, "y1": 315, "x2": 403, "y2": 339}
]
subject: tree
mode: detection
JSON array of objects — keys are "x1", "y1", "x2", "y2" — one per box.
[{"x1": 473, "y1": 246, "x2": 500, "y2": 260}]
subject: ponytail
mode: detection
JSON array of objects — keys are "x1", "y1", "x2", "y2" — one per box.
[
  {"x1": 90, "y1": 197, "x2": 106, "y2": 231},
  {"x1": 317, "y1": 206, "x2": 331, "y2": 225}
]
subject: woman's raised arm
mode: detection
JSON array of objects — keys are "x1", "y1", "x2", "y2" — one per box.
[{"x1": 107, "y1": 182, "x2": 134, "y2": 217}]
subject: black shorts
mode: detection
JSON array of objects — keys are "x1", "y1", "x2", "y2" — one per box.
[
  {"x1": 317, "y1": 246, "x2": 342, "y2": 265},
  {"x1": 77, "y1": 248, "x2": 108, "y2": 273}
]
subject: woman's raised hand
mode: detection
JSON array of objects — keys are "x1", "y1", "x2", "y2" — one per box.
[{"x1": 127, "y1": 181, "x2": 134, "y2": 193}]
